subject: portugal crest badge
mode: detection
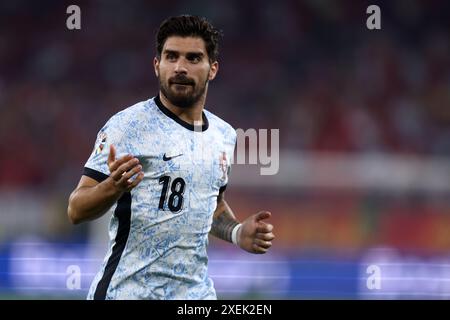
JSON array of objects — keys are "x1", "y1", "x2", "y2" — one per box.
[
  {"x1": 94, "y1": 132, "x2": 107, "y2": 155},
  {"x1": 219, "y1": 151, "x2": 228, "y2": 180}
]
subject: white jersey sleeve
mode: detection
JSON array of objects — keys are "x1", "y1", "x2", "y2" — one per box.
[{"x1": 84, "y1": 113, "x2": 131, "y2": 181}]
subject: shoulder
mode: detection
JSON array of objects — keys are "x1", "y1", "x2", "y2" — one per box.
[
  {"x1": 204, "y1": 108, "x2": 236, "y2": 142},
  {"x1": 105, "y1": 99, "x2": 154, "y2": 128},
  {"x1": 95, "y1": 99, "x2": 156, "y2": 144}
]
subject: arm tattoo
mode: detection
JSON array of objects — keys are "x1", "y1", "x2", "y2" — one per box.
[{"x1": 210, "y1": 210, "x2": 240, "y2": 243}]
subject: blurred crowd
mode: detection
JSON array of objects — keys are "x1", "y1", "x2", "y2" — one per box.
[{"x1": 0, "y1": 0, "x2": 449, "y2": 189}]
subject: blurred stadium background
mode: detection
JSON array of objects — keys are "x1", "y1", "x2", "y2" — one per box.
[{"x1": 1, "y1": 0, "x2": 450, "y2": 299}]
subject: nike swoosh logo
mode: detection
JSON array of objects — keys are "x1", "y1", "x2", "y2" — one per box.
[{"x1": 163, "y1": 153, "x2": 183, "y2": 161}]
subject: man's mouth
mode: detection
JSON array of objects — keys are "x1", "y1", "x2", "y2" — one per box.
[
  {"x1": 171, "y1": 82, "x2": 194, "y2": 86},
  {"x1": 169, "y1": 76, "x2": 195, "y2": 86}
]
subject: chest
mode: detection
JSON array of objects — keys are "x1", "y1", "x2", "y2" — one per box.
[{"x1": 135, "y1": 129, "x2": 229, "y2": 191}]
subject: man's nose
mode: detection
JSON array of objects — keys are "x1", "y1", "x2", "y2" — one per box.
[{"x1": 174, "y1": 58, "x2": 188, "y2": 74}]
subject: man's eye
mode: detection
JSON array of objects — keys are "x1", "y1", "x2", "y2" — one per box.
[
  {"x1": 166, "y1": 53, "x2": 177, "y2": 60},
  {"x1": 189, "y1": 56, "x2": 201, "y2": 63}
]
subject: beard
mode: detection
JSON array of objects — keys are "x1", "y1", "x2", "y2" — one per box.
[{"x1": 159, "y1": 73, "x2": 208, "y2": 109}]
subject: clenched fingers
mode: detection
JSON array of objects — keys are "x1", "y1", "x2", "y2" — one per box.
[
  {"x1": 256, "y1": 232, "x2": 275, "y2": 241},
  {"x1": 256, "y1": 223, "x2": 273, "y2": 234},
  {"x1": 252, "y1": 243, "x2": 268, "y2": 254},
  {"x1": 253, "y1": 238, "x2": 272, "y2": 249}
]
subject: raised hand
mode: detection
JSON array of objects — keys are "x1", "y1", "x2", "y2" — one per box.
[
  {"x1": 237, "y1": 211, "x2": 275, "y2": 254},
  {"x1": 107, "y1": 144, "x2": 144, "y2": 193}
]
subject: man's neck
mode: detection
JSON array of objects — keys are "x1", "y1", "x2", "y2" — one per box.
[{"x1": 159, "y1": 91, "x2": 205, "y2": 126}]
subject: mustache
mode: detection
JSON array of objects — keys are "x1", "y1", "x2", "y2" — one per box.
[{"x1": 169, "y1": 75, "x2": 195, "y2": 86}]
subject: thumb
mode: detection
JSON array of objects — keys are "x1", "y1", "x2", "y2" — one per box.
[
  {"x1": 254, "y1": 211, "x2": 271, "y2": 222},
  {"x1": 108, "y1": 144, "x2": 116, "y2": 165}
]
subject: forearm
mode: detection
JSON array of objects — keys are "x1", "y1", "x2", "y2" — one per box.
[
  {"x1": 210, "y1": 198, "x2": 240, "y2": 243},
  {"x1": 68, "y1": 178, "x2": 123, "y2": 224}
]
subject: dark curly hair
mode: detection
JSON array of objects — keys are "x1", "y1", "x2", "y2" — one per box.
[{"x1": 156, "y1": 15, "x2": 222, "y2": 63}]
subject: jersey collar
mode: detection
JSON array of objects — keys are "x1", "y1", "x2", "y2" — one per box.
[{"x1": 154, "y1": 95, "x2": 209, "y2": 132}]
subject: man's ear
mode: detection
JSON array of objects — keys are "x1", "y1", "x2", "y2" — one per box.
[
  {"x1": 208, "y1": 61, "x2": 219, "y2": 81},
  {"x1": 153, "y1": 57, "x2": 160, "y2": 77}
]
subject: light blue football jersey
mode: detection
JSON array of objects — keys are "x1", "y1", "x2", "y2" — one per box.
[{"x1": 83, "y1": 95, "x2": 236, "y2": 300}]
